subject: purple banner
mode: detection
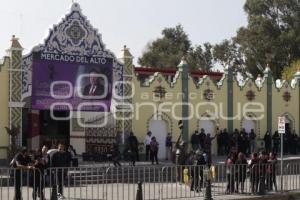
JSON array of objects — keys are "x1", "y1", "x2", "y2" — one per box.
[{"x1": 31, "y1": 52, "x2": 113, "y2": 112}]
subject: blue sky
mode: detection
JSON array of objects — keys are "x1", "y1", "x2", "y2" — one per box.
[{"x1": 0, "y1": 0, "x2": 247, "y2": 65}]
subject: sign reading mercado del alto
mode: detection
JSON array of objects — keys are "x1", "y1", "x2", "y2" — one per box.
[{"x1": 31, "y1": 52, "x2": 113, "y2": 112}]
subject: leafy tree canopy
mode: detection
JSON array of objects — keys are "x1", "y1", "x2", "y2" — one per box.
[
  {"x1": 138, "y1": 25, "x2": 214, "y2": 71},
  {"x1": 233, "y1": 0, "x2": 300, "y2": 79},
  {"x1": 282, "y1": 59, "x2": 300, "y2": 80},
  {"x1": 138, "y1": 0, "x2": 300, "y2": 79}
]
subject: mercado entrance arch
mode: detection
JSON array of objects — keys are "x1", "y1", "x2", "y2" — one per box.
[{"x1": 20, "y1": 3, "x2": 124, "y2": 152}]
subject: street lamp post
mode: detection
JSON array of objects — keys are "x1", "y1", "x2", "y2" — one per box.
[{"x1": 177, "y1": 56, "x2": 189, "y2": 142}]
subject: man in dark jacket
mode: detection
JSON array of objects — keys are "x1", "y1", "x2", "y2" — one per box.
[
  {"x1": 249, "y1": 129, "x2": 256, "y2": 153},
  {"x1": 51, "y1": 143, "x2": 71, "y2": 199},
  {"x1": 223, "y1": 129, "x2": 229, "y2": 155},
  {"x1": 264, "y1": 131, "x2": 272, "y2": 153},
  {"x1": 204, "y1": 133, "x2": 217, "y2": 166},
  {"x1": 191, "y1": 130, "x2": 201, "y2": 151},
  {"x1": 199, "y1": 129, "x2": 206, "y2": 151},
  {"x1": 82, "y1": 69, "x2": 106, "y2": 98},
  {"x1": 13, "y1": 148, "x2": 33, "y2": 200},
  {"x1": 258, "y1": 152, "x2": 268, "y2": 194},
  {"x1": 190, "y1": 150, "x2": 206, "y2": 192},
  {"x1": 272, "y1": 131, "x2": 280, "y2": 153},
  {"x1": 127, "y1": 132, "x2": 139, "y2": 165},
  {"x1": 217, "y1": 129, "x2": 223, "y2": 155}
]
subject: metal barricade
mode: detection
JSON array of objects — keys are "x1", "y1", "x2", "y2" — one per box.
[{"x1": 1, "y1": 162, "x2": 300, "y2": 200}]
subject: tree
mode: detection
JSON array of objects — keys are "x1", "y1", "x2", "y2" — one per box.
[
  {"x1": 233, "y1": 0, "x2": 300, "y2": 79},
  {"x1": 282, "y1": 59, "x2": 300, "y2": 80},
  {"x1": 138, "y1": 25, "x2": 191, "y2": 69},
  {"x1": 212, "y1": 0, "x2": 300, "y2": 79},
  {"x1": 138, "y1": 25, "x2": 214, "y2": 71},
  {"x1": 213, "y1": 39, "x2": 254, "y2": 77},
  {"x1": 187, "y1": 43, "x2": 214, "y2": 71}
]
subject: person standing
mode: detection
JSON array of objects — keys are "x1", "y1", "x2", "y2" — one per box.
[
  {"x1": 41, "y1": 145, "x2": 50, "y2": 187},
  {"x1": 199, "y1": 129, "x2": 206, "y2": 151},
  {"x1": 68, "y1": 145, "x2": 78, "y2": 167},
  {"x1": 165, "y1": 133, "x2": 172, "y2": 160},
  {"x1": 31, "y1": 149, "x2": 47, "y2": 200},
  {"x1": 240, "y1": 130, "x2": 248, "y2": 155},
  {"x1": 41, "y1": 145, "x2": 50, "y2": 167},
  {"x1": 272, "y1": 131, "x2": 280, "y2": 153},
  {"x1": 291, "y1": 130, "x2": 298, "y2": 154},
  {"x1": 267, "y1": 152, "x2": 278, "y2": 191},
  {"x1": 226, "y1": 153, "x2": 235, "y2": 194},
  {"x1": 144, "y1": 131, "x2": 152, "y2": 161},
  {"x1": 258, "y1": 152, "x2": 268, "y2": 194},
  {"x1": 223, "y1": 129, "x2": 229, "y2": 155},
  {"x1": 231, "y1": 129, "x2": 239, "y2": 153},
  {"x1": 191, "y1": 130, "x2": 201, "y2": 151},
  {"x1": 217, "y1": 129, "x2": 223, "y2": 155},
  {"x1": 13, "y1": 148, "x2": 34, "y2": 200},
  {"x1": 235, "y1": 152, "x2": 247, "y2": 193},
  {"x1": 190, "y1": 150, "x2": 206, "y2": 192},
  {"x1": 128, "y1": 131, "x2": 139, "y2": 163},
  {"x1": 203, "y1": 133, "x2": 217, "y2": 166},
  {"x1": 249, "y1": 129, "x2": 256, "y2": 153},
  {"x1": 111, "y1": 143, "x2": 121, "y2": 167},
  {"x1": 264, "y1": 131, "x2": 272, "y2": 153},
  {"x1": 175, "y1": 139, "x2": 188, "y2": 183},
  {"x1": 249, "y1": 153, "x2": 259, "y2": 194},
  {"x1": 150, "y1": 137, "x2": 159, "y2": 165},
  {"x1": 51, "y1": 143, "x2": 71, "y2": 200}
]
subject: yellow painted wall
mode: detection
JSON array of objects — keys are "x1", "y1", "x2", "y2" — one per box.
[
  {"x1": 192, "y1": 75, "x2": 228, "y2": 154},
  {"x1": 132, "y1": 72, "x2": 230, "y2": 154},
  {"x1": 131, "y1": 68, "x2": 300, "y2": 154},
  {"x1": 232, "y1": 78, "x2": 267, "y2": 139},
  {"x1": 0, "y1": 57, "x2": 10, "y2": 159},
  {"x1": 272, "y1": 80, "x2": 299, "y2": 134},
  {"x1": 132, "y1": 72, "x2": 182, "y2": 145}
]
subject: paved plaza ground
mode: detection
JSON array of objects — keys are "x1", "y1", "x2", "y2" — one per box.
[
  {"x1": 0, "y1": 182, "x2": 295, "y2": 200},
  {"x1": 0, "y1": 174, "x2": 299, "y2": 200},
  {"x1": 78, "y1": 154, "x2": 300, "y2": 167}
]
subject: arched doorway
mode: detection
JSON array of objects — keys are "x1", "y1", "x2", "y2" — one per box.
[
  {"x1": 242, "y1": 119, "x2": 256, "y2": 133},
  {"x1": 282, "y1": 114, "x2": 294, "y2": 133},
  {"x1": 149, "y1": 119, "x2": 167, "y2": 160},
  {"x1": 199, "y1": 120, "x2": 215, "y2": 137},
  {"x1": 198, "y1": 119, "x2": 216, "y2": 154}
]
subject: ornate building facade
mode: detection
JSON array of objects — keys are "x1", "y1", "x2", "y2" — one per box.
[{"x1": 0, "y1": 3, "x2": 299, "y2": 163}]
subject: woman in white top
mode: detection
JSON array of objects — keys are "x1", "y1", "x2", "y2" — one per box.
[{"x1": 144, "y1": 131, "x2": 152, "y2": 161}]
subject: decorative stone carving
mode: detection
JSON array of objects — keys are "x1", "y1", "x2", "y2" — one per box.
[
  {"x1": 203, "y1": 89, "x2": 214, "y2": 101},
  {"x1": 283, "y1": 91, "x2": 291, "y2": 102},
  {"x1": 246, "y1": 90, "x2": 255, "y2": 101},
  {"x1": 21, "y1": 3, "x2": 123, "y2": 99}
]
